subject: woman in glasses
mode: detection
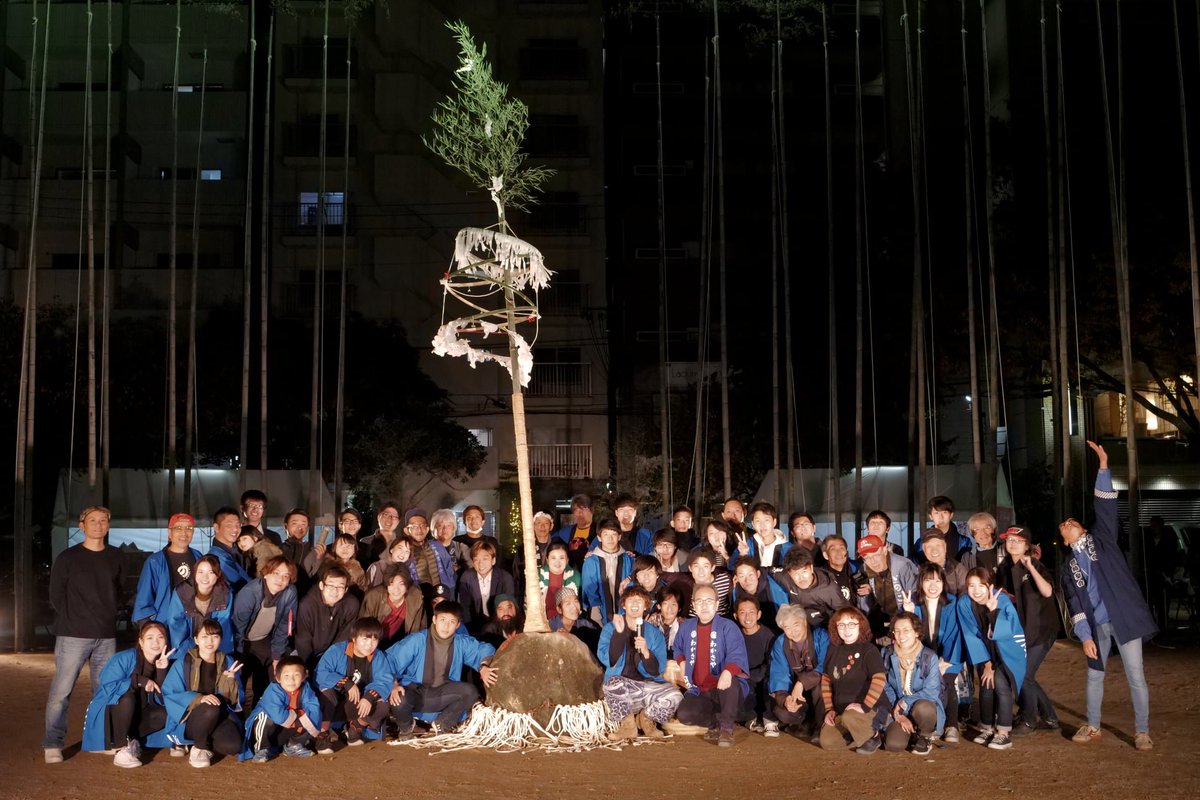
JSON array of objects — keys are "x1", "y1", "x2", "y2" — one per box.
[{"x1": 818, "y1": 606, "x2": 887, "y2": 753}]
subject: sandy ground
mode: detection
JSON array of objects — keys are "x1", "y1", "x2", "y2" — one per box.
[{"x1": 2, "y1": 639, "x2": 1198, "y2": 800}]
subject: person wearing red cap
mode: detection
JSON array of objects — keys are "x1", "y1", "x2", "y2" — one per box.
[
  {"x1": 854, "y1": 530, "x2": 918, "y2": 644},
  {"x1": 132, "y1": 513, "x2": 202, "y2": 629},
  {"x1": 995, "y1": 525, "x2": 1060, "y2": 736}
]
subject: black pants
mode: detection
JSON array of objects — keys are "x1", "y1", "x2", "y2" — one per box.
[
  {"x1": 184, "y1": 703, "x2": 242, "y2": 755},
  {"x1": 772, "y1": 685, "x2": 822, "y2": 728},
  {"x1": 106, "y1": 688, "x2": 167, "y2": 748},
  {"x1": 241, "y1": 637, "x2": 275, "y2": 711},
  {"x1": 737, "y1": 676, "x2": 774, "y2": 723},
  {"x1": 1019, "y1": 640, "x2": 1058, "y2": 725},
  {"x1": 319, "y1": 688, "x2": 391, "y2": 732},
  {"x1": 979, "y1": 664, "x2": 1015, "y2": 730},
  {"x1": 883, "y1": 699, "x2": 938, "y2": 751},
  {"x1": 676, "y1": 685, "x2": 742, "y2": 730},
  {"x1": 390, "y1": 681, "x2": 478, "y2": 730},
  {"x1": 247, "y1": 712, "x2": 311, "y2": 752},
  {"x1": 941, "y1": 672, "x2": 960, "y2": 729}
]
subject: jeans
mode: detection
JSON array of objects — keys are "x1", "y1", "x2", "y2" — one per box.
[
  {"x1": 43, "y1": 636, "x2": 116, "y2": 749},
  {"x1": 391, "y1": 681, "x2": 478, "y2": 730},
  {"x1": 1087, "y1": 622, "x2": 1150, "y2": 733}
]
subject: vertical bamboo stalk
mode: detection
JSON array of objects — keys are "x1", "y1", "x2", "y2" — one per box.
[
  {"x1": 167, "y1": 0, "x2": 181, "y2": 508},
  {"x1": 654, "y1": 10, "x2": 672, "y2": 516},
  {"x1": 1172, "y1": 0, "x2": 1200, "y2": 400},
  {"x1": 184, "y1": 47, "x2": 208, "y2": 511},
  {"x1": 824, "y1": 5, "x2": 840, "y2": 531},
  {"x1": 260, "y1": 12, "x2": 275, "y2": 479},
  {"x1": 240, "y1": 0, "x2": 257, "y2": 489},
  {"x1": 712, "y1": 1, "x2": 732, "y2": 500},
  {"x1": 334, "y1": 24, "x2": 353, "y2": 508},
  {"x1": 85, "y1": 0, "x2": 97, "y2": 487},
  {"x1": 101, "y1": 0, "x2": 113, "y2": 503}
]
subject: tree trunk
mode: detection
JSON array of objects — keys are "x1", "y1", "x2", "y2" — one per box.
[
  {"x1": 261, "y1": 11, "x2": 275, "y2": 479},
  {"x1": 167, "y1": 0, "x2": 181, "y2": 509},
  {"x1": 310, "y1": 0, "x2": 330, "y2": 517},
  {"x1": 978, "y1": 0, "x2": 1001, "y2": 465},
  {"x1": 712, "y1": 2, "x2": 732, "y2": 499},
  {"x1": 240, "y1": 0, "x2": 257, "y2": 491},
  {"x1": 961, "y1": 0, "x2": 982, "y2": 503},
  {"x1": 85, "y1": 0, "x2": 97, "y2": 487},
  {"x1": 854, "y1": 0, "x2": 865, "y2": 535},
  {"x1": 101, "y1": 0, "x2": 113, "y2": 503},
  {"x1": 654, "y1": 11, "x2": 673, "y2": 516},
  {"x1": 1173, "y1": 0, "x2": 1200, "y2": 405},
  {"x1": 334, "y1": 24, "x2": 352, "y2": 508},
  {"x1": 184, "y1": 46, "x2": 208, "y2": 511},
  {"x1": 824, "y1": 5, "x2": 840, "y2": 531}
]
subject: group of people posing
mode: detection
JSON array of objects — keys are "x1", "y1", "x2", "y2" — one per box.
[{"x1": 42, "y1": 441, "x2": 1156, "y2": 769}]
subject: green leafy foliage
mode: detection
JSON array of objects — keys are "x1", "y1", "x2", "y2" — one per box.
[{"x1": 422, "y1": 20, "x2": 553, "y2": 216}]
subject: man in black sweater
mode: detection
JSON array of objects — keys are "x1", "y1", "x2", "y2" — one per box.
[
  {"x1": 43, "y1": 505, "x2": 127, "y2": 764},
  {"x1": 294, "y1": 566, "x2": 361, "y2": 670}
]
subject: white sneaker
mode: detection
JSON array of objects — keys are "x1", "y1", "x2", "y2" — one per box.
[
  {"x1": 169, "y1": 744, "x2": 188, "y2": 758},
  {"x1": 113, "y1": 740, "x2": 142, "y2": 769},
  {"x1": 44, "y1": 748, "x2": 63, "y2": 764},
  {"x1": 763, "y1": 720, "x2": 780, "y2": 738},
  {"x1": 188, "y1": 747, "x2": 212, "y2": 768},
  {"x1": 746, "y1": 719, "x2": 765, "y2": 734}
]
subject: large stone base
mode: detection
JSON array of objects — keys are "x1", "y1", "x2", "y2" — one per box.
[{"x1": 485, "y1": 631, "x2": 604, "y2": 727}]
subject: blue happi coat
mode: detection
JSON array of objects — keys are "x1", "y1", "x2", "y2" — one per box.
[
  {"x1": 164, "y1": 582, "x2": 234, "y2": 655},
  {"x1": 598, "y1": 615, "x2": 669, "y2": 682},
  {"x1": 956, "y1": 591, "x2": 1027, "y2": 691},
  {"x1": 239, "y1": 681, "x2": 322, "y2": 760},
  {"x1": 162, "y1": 648, "x2": 244, "y2": 745},
  {"x1": 380, "y1": 629, "x2": 495, "y2": 723},
  {"x1": 314, "y1": 640, "x2": 392, "y2": 740},
  {"x1": 913, "y1": 595, "x2": 965, "y2": 674},
  {"x1": 672, "y1": 615, "x2": 750, "y2": 698},
  {"x1": 767, "y1": 626, "x2": 830, "y2": 695},
  {"x1": 81, "y1": 648, "x2": 171, "y2": 752},
  {"x1": 132, "y1": 547, "x2": 202, "y2": 625}
]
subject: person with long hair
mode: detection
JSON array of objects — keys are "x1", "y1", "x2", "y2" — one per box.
[
  {"x1": 165, "y1": 555, "x2": 234, "y2": 654},
  {"x1": 995, "y1": 525, "x2": 1061, "y2": 735},
  {"x1": 908, "y1": 562, "x2": 965, "y2": 743},
  {"x1": 958, "y1": 566, "x2": 1027, "y2": 750},
  {"x1": 818, "y1": 606, "x2": 887, "y2": 753},
  {"x1": 81, "y1": 621, "x2": 174, "y2": 767},
  {"x1": 360, "y1": 565, "x2": 428, "y2": 648},
  {"x1": 162, "y1": 618, "x2": 245, "y2": 768}
]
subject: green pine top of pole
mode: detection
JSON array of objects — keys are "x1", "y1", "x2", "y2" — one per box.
[{"x1": 423, "y1": 21, "x2": 553, "y2": 219}]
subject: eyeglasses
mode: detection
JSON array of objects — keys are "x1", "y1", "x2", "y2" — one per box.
[
  {"x1": 836, "y1": 621, "x2": 860, "y2": 630},
  {"x1": 323, "y1": 583, "x2": 348, "y2": 592},
  {"x1": 268, "y1": 571, "x2": 291, "y2": 580},
  {"x1": 693, "y1": 598, "x2": 718, "y2": 608},
  {"x1": 379, "y1": 513, "x2": 400, "y2": 521},
  {"x1": 244, "y1": 503, "x2": 265, "y2": 511},
  {"x1": 170, "y1": 525, "x2": 195, "y2": 532},
  {"x1": 406, "y1": 523, "x2": 428, "y2": 531}
]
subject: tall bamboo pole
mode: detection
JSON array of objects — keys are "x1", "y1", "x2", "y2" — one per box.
[
  {"x1": 85, "y1": 0, "x2": 97, "y2": 487},
  {"x1": 1173, "y1": 0, "x2": 1200, "y2": 397},
  {"x1": 777, "y1": 1, "x2": 795, "y2": 514},
  {"x1": 654, "y1": 10, "x2": 673, "y2": 516},
  {"x1": 978, "y1": 0, "x2": 1001, "y2": 465},
  {"x1": 310, "y1": 0, "x2": 330, "y2": 516},
  {"x1": 1040, "y1": 0, "x2": 1064, "y2": 518},
  {"x1": 961, "y1": 0, "x2": 982, "y2": 501},
  {"x1": 100, "y1": 0, "x2": 113, "y2": 503},
  {"x1": 770, "y1": 45, "x2": 781, "y2": 511},
  {"x1": 712, "y1": 1, "x2": 732, "y2": 499},
  {"x1": 240, "y1": 0, "x2": 258, "y2": 489},
  {"x1": 167, "y1": 0, "x2": 182, "y2": 508},
  {"x1": 184, "y1": 47, "x2": 208, "y2": 511},
  {"x1": 824, "y1": 5, "x2": 840, "y2": 530},
  {"x1": 854, "y1": 0, "x2": 865, "y2": 534},
  {"x1": 334, "y1": 24, "x2": 353, "y2": 508},
  {"x1": 691, "y1": 41, "x2": 713, "y2": 512},
  {"x1": 260, "y1": 12, "x2": 275, "y2": 479}
]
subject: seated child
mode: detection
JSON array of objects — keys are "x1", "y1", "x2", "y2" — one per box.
[
  {"x1": 162, "y1": 618, "x2": 245, "y2": 769},
  {"x1": 82, "y1": 621, "x2": 174, "y2": 768},
  {"x1": 241, "y1": 655, "x2": 321, "y2": 762},
  {"x1": 599, "y1": 586, "x2": 682, "y2": 741},
  {"x1": 313, "y1": 618, "x2": 393, "y2": 751},
  {"x1": 381, "y1": 600, "x2": 498, "y2": 740}
]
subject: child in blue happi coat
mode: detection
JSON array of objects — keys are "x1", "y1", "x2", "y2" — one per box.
[{"x1": 241, "y1": 655, "x2": 322, "y2": 762}]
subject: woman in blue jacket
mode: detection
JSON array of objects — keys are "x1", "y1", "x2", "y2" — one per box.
[
  {"x1": 163, "y1": 618, "x2": 245, "y2": 768},
  {"x1": 908, "y1": 562, "x2": 965, "y2": 743},
  {"x1": 81, "y1": 621, "x2": 174, "y2": 767},
  {"x1": 882, "y1": 612, "x2": 945, "y2": 755},
  {"x1": 958, "y1": 566, "x2": 1027, "y2": 750},
  {"x1": 231, "y1": 556, "x2": 298, "y2": 709},
  {"x1": 165, "y1": 555, "x2": 234, "y2": 654}
]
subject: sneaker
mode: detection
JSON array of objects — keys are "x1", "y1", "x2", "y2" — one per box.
[
  {"x1": 113, "y1": 739, "x2": 142, "y2": 769},
  {"x1": 169, "y1": 745, "x2": 188, "y2": 758},
  {"x1": 388, "y1": 725, "x2": 416, "y2": 745},
  {"x1": 44, "y1": 748, "x2": 64, "y2": 764},
  {"x1": 315, "y1": 730, "x2": 336, "y2": 755},
  {"x1": 856, "y1": 734, "x2": 882, "y2": 754},
  {"x1": 1135, "y1": 731, "x2": 1153, "y2": 751},
  {"x1": 1072, "y1": 726, "x2": 1102, "y2": 744},
  {"x1": 283, "y1": 742, "x2": 314, "y2": 758},
  {"x1": 1011, "y1": 722, "x2": 1038, "y2": 737},
  {"x1": 188, "y1": 747, "x2": 212, "y2": 769},
  {"x1": 1039, "y1": 718, "x2": 1061, "y2": 732},
  {"x1": 346, "y1": 724, "x2": 363, "y2": 747},
  {"x1": 972, "y1": 729, "x2": 994, "y2": 746},
  {"x1": 912, "y1": 735, "x2": 933, "y2": 756},
  {"x1": 763, "y1": 720, "x2": 780, "y2": 738},
  {"x1": 249, "y1": 749, "x2": 269, "y2": 764},
  {"x1": 717, "y1": 726, "x2": 735, "y2": 748},
  {"x1": 703, "y1": 727, "x2": 720, "y2": 743},
  {"x1": 746, "y1": 719, "x2": 765, "y2": 734},
  {"x1": 988, "y1": 732, "x2": 1013, "y2": 750},
  {"x1": 941, "y1": 727, "x2": 960, "y2": 744}
]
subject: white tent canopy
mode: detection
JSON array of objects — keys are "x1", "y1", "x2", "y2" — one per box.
[{"x1": 52, "y1": 468, "x2": 336, "y2": 557}]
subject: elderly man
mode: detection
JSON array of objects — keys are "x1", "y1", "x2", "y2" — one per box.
[
  {"x1": 1060, "y1": 440, "x2": 1157, "y2": 751},
  {"x1": 962, "y1": 511, "x2": 1006, "y2": 572},
  {"x1": 854, "y1": 533, "x2": 918, "y2": 644},
  {"x1": 671, "y1": 583, "x2": 750, "y2": 747},
  {"x1": 133, "y1": 512, "x2": 201, "y2": 628},
  {"x1": 918, "y1": 529, "x2": 968, "y2": 597},
  {"x1": 399, "y1": 508, "x2": 457, "y2": 603}
]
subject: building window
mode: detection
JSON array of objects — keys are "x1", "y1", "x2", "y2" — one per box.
[
  {"x1": 200, "y1": 169, "x2": 222, "y2": 181},
  {"x1": 297, "y1": 192, "x2": 346, "y2": 229},
  {"x1": 469, "y1": 428, "x2": 494, "y2": 448}
]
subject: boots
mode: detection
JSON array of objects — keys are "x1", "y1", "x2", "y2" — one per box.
[
  {"x1": 637, "y1": 710, "x2": 665, "y2": 739},
  {"x1": 607, "y1": 714, "x2": 639, "y2": 742}
]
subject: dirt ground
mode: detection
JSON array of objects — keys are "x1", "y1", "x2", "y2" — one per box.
[{"x1": 3, "y1": 640, "x2": 1198, "y2": 800}]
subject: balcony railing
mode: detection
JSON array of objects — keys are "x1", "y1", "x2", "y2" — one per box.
[
  {"x1": 527, "y1": 361, "x2": 591, "y2": 396},
  {"x1": 283, "y1": 202, "x2": 352, "y2": 236},
  {"x1": 529, "y1": 444, "x2": 592, "y2": 479}
]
